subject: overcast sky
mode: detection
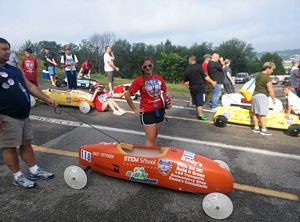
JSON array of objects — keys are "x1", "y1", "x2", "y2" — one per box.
[{"x1": 1, "y1": 0, "x2": 299, "y2": 52}]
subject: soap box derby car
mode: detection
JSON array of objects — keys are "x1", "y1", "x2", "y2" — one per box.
[
  {"x1": 42, "y1": 88, "x2": 95, "y2": 113},
  {"x1": 214, "y1": 105, "x2": 300, "y2": 137},
  {"x1": 64, "y1": 143, "x2": 234, "y2": 219}
]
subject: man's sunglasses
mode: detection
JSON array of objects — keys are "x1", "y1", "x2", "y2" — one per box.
[{"x1": 142, "y1": 64, "x2": 153, "y2": 70}]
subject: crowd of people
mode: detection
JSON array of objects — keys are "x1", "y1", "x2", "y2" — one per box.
[{"x1": 1, "y1": 36, "x2": 300, "y2": 189}]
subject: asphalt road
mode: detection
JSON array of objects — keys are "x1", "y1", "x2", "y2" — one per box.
[{"x1": 0, "y1": 82, "x2": 299, "y2": 222}]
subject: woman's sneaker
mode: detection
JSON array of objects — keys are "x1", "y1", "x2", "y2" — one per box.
[
  {"x1": 260, "y1": 130, "x2": 272, "y2": 136},
  {"x1": 13, "y1": 174, "x2": 36, "y2": 188},
  {"x1": 252, "y1": 128, "x2": 260, "y2": 133},
  {"x1": 28, "y1": 167, "x2": 54, "y2": 180},
  {"x1": 118, "y1": 108, "x2": 126, "y2": 114},
  {"x1": 113, "y1": 110, "x2": 123, "y2": 116}
]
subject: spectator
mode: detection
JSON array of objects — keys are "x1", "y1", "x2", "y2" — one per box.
[
  {"x1": 0, "y1": 38, "x2": 57, "y2": 188},
  {"x1": 91, "y1": 83, "x2": 126, "y2": 115},
  {"x1": 43, "y1": 48, "x2": 57, "y2": 86},
  {"x1": 7, "y1": 51, "x2": 19, "y2": 68},
  {"x1": 78, "y1": 59, "x2": 92, "y2": 79},
  {"x1": 207, "y1": 53, "x2": 225, "y2": 111},
  {"x1": 184, "y1": 55, "x2": 216, "y2": 121},
  {"x1": 125, "y1": 57, "x2": 167, "y2": 146},
  {"x1": 251, "y1": 62, "x2": 276, "y2": 136},
  {"x1": 112, "y1": 83, "x2": 137, "y2": 100},
  {"x1": 202, "y1": 54, "x2": 212, "y2": 103},
  {"x1": 223, "y1": 59, "x2": 235, "y2": 94},
  {"x1": 290, "y1": 60, "x2": 300, "y2": 97},
  {"x1": 103, "y1": 46, "x2": 119, "y2": 95},
  {"x1": 21, "y1": 48, "x2": 38, "y2": 86},
  {"x1": 282, "y1": 83, "x2": 300, "y2": 118},
  {"x1": 61, "y1": 44, "x2": 78, "y2": 89}
]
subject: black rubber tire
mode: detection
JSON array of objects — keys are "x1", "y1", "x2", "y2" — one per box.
[
  {"x1": 287, "y1": 124, "x2": 300, "y2": 137},
  {"x1": 214, "y1": 115, "x2": 228, "y2": 128}
]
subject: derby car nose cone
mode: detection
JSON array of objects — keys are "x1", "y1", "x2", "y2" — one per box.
[
  {"x1": 79, "y1": 102, "x2": 90, "y2": 114},
  {"x1": 202, "y1": 192, "x2": 233, "y2": 220},
  {"x1": 214, "y1": 160, "x2": 230, "y2": 172},
  {"x1": 64, "y1": 165, "x2": 87, "y2": 189}
]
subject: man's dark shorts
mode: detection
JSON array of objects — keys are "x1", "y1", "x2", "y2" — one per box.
[
  {"x1": 105, "y1": 71, "x2": 114, "y2": 83},
  {"x1": 140, "y1": 109, "x2": 165, "y2": 125},
  {"x1": 191, "y1": 93, "x2": 205, "y2": 106}
]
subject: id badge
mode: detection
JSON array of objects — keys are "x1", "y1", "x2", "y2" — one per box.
[{"x1": 154, "y1": 108, "x2": 160, "y2": 117}]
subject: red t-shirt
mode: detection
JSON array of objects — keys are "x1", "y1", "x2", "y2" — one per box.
[
  {"x1": 202, "y1": 62, "x2": 208, "y2": 74},
  {"x1": 22, "y1": 57, "x2": 38, "y2": 86},
  {"x1": 129, "y1": 74, "x2": 167, "y2": 112},
  {"x1": 81, "y1": 63, "x2": 92, "y2": 73},
  {"x1": 113, "y1": 84, "x2": 124, "y2": 93},
  {"x1": 94, "y1": 90, "x2": 110, "y2": 112}
]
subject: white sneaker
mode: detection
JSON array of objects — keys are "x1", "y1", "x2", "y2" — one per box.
[
  {"x1": 118, "y1": 108, "x2": 126, "y2": 114},
  {"x1": 113, "y1": 110, "x2": 123, "y2": 116}
]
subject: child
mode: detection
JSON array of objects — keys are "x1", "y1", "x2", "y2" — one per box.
[
  {"x1": 22, "y1": 48, "x2": 38, "y2": 86},
  {"x1": 91, "y1": 83, "x2": 126, "y2": 115},
  {"x1": 283, "y1": 83, "x2": 300, "y2": 118}
]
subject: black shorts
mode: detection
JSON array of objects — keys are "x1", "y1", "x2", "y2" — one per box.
[
  {"x1": 191, "y1": 93, "x2": 205, "y2": 106},
  {"x1": 140, "y1": 109, "x2": 165, "y2": 125}
]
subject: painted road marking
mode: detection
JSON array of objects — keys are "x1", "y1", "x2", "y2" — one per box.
[
  {"x1": 30, "y1": 115, "x2": 300, "y2": 161},
  {"x1": 32, "y1": 145, "x2": 299, "y2": 202},
  {"x1": 113, "y1": 98, "x2": 215, "y2": 113}
]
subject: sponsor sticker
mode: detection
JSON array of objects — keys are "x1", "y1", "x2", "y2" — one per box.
[
  {"x1": 157, "y1": 159, "x2": 172, "y2": 176},
  {"x1": 126, "y1": 167, "x2": 158, "y2": 184}
]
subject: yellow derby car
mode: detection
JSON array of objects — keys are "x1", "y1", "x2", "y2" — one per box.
[
  {"x1": 214, "y1": 106, "x2": 300, "y2": 137},
  {"x1": 42, "y1": 88, "x2": 95, "y2": 113}
]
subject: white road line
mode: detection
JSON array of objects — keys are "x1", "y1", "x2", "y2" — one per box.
[
  {"x1": 30, "y1": 115, "x2": 300, "y2": 161},
  {"x1": 112, "y1": 98, "x2": 214, "y2": 112}
]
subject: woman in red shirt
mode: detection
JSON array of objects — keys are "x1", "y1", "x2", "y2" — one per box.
[
  {"x1": 125, "y1": 57, "x2": 168, "y2": 146},
  {"x1": 22, "y1": 48, "x2": 38, "y2": 86}
]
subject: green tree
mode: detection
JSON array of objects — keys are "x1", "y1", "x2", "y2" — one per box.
[
  {"x1": 112, "y1": 39, "x2": 132, "y2": 77},
  {"x1": 259, "y1": 52, "x2": 286, "y2": 75},
  {"x1": 216, "y1": 38, "x2": 256, "y2": 75},
  {"x1": 189, "y1": 42, "x2": 213, "y2": 63},
  {"x1": 156, "y1": 52, "x2": 186, "y2": 83}
]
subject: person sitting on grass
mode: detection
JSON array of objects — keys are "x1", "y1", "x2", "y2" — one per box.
[
  {"x1": 282, "y1": 83, "x2": 300, "y2": 118},
  {"x1": 91, "y1": 83, "x2": 126, "y2": 115},
  {"x1": 77, "y1": 59, "x2": 92, "y2": 79}
]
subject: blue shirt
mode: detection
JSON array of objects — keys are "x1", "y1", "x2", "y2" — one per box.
[{"x1": 0, "y1": 64, "x2": 31, "y2": 119}]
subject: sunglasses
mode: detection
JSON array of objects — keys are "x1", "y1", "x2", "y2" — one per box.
[{"x1": 142, "y1": 64, "x2": 153, "y2": 70}]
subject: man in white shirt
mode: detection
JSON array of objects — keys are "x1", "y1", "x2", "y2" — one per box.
[
  {"x1": 103, "y1": 46, "x2": 119, "y2": 94},
  {"x1": 283, "y1": 83, "x2": 300, "y2": 118},
  {"x1": 61, "y1": 45, "x2": 78, "y2": 89}
]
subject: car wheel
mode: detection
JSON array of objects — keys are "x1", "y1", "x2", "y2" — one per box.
[
  {"x1": 56, "y1": 79, "x2": 62, "y2": 87},
  {"x1": 214, "y1": 115, "x2": 228, "y2": 127},
  {"x1": 79, "y1": 102, "x2": 91, "y2": 114},
  {"x1": 287, "y1": 124, "x2": 300, "y2": 137}
]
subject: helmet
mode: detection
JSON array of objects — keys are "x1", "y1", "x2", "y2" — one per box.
[
  {"x1": 287, "y1": 124, "x2": 300, "y2": 137},
  {"x1": 161, "y1": 92, "x2": 172, "y2": 109},
  {"x1": 214, "y1": 115, "x2": 228, "y2": 127}
]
